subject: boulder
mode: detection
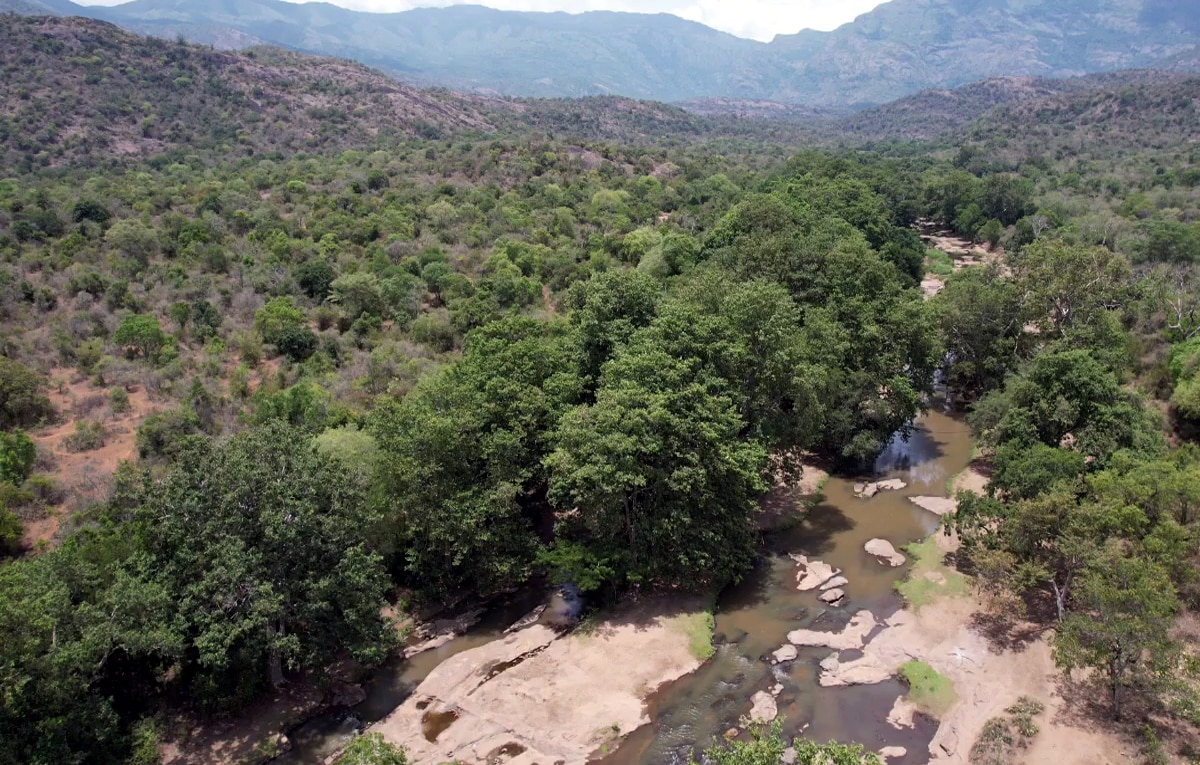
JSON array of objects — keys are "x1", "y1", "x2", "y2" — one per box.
[
  {"x1": 865, "y1": 539, "x2": 906, "y2": 567},
  {"x1": 879, "y1": 746, "x2": 907, "y2": 762},
  {"x1": 855, "y1": 479, "x2": 907, "y2": 498},
  {"x1": 772, "y1": 645, "x2": 799, "y2": 663},
  {"x1": 793, "y1": 555, "x2": 840, "y2": 591},
  {"x1": 820, "y1": 576, "x2": 848, "y2": 591},
  {"x1": 909, "y1": 496, "x2": 957, "y2": 516},
  {"x1": 748, "y1": 691, "x2": 778, "y2": 724},
  {"x1": 818, "y1": 588, "x2": 845, "y2": 605},
  {"x1": 330, "y1": 682, "x2": 367, "y2": 708},
  {"x1": 782, "y1": 748, "x2": 798, "y2": 765}
]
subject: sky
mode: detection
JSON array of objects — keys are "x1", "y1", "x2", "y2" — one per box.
[{"x1": 72, "y1": 0, "x2": 891, "y2": 41}]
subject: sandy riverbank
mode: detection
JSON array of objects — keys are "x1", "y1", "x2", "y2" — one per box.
[{"x1": 788, "y1": 516, "x2": 1135, "y2": 763}]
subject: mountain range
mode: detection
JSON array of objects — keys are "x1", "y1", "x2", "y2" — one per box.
[{"x1": 3, "y1": 0, "x2": 1200, "y2": 105}]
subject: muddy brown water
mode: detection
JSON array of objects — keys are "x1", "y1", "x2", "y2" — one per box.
[
  {"x1": 599, "y1": 410, "x2": 972, "y2": 765},
  {"x1": 276, "y1": 412, "x2": 971, "y2": 765}
]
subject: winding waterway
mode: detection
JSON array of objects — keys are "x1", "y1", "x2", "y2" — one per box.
[{"x1": 601, "y1": 410, "x2": 973, "y2": 765}]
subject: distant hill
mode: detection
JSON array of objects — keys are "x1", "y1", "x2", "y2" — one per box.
[
  {"x1": 830, "y1": 70, "x2": 1196, "y2": 142},
  {"x1": 3, "y1": 0, "x2": 1199, "y2": 106},
  {"x1": 956, "y1": 72, "x2": 1200, "y2": 169},
  {"x1": 0, "y1": 15, "x2": 804, "y2": 170}
]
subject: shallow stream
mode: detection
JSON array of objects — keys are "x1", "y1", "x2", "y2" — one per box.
[
  {"x1": 600, "y1": 410, "x2": 973, "y2": 765},
  {"x1": 277, "y1": 411, "x2": 971, "y2": 765}
]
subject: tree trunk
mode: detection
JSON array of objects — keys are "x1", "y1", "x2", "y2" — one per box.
[{"x1": 268, "y1": 621, "x2": 286, "y2": 688}]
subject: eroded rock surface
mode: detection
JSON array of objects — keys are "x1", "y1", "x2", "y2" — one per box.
[
  {"x1": 792, "y1": 554, "x2": 841, "y2": 591},
  {"x1": 787, "y1": 610, "x2": 877, "y2": 650},
  {"x1": 865, "y1": 538, "x2": 906, "y2": 567},
  {"x1": 909, "y1": 496, "x2": 957, "y2": 516}
]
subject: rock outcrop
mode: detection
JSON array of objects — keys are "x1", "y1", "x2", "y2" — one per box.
[
  {"x1": 865, "y1": 538, "x2": 906, "y2": 566},
  {"x1": 787, "y1": 610, "x2": 877, "y2": 650}
]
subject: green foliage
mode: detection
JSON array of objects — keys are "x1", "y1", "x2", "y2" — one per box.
[
  {"x1": 255, "y1": 296, "x2": 307, "y2": 346},
  {"x1": 691, "y1": 724, "x2": 882, "y2": 765},
  {"x1": 114, "y1": 314, "x2": 168, "y2": 361},
  {"x1": 136, "y1": 408, "x2": 201, "y2": 460},
  {"x1": 1053, "y1": 548, "x2": 1179, "y2": 720},
  {"x1": 372, "y1": 318, "x2": 582, "y2": 596},
  {"x1": 0, "y1": 357, "x2": 53, "y2": 429},
  {"x1": 969, "y1": 697, "x2": 1045, "y2": 765},
  {"x1": 0, "y1": 430, "x2": 36, "y2": 485},
  {"x1": 336, "y1": 733, "x2": 408, "y2": 765},
  {"x1": 970, "y1": 349, "x2": 1156, "y2": 464},
  {"x1": 136, "y1": 422, "x2": 393, "y2": 703},
  {"x1": 64, "y1": 420, "x2": 107, "y2": 452}
]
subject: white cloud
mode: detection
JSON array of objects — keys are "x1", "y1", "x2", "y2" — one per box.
[{"x1": 73, "y1": 0, "x2": 890, "y2": 40}]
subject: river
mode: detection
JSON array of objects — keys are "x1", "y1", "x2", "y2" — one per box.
[
  {"x1": 275, "y1": 410, "x2": 971, "y2": 764},
  {"x1": 600, "y1": 410, "x2": 972, "y2": 764}
]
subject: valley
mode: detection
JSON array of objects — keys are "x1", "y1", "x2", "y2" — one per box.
[{"x1": 3, "y1": 6, "x2": 1200, "y2": 765}]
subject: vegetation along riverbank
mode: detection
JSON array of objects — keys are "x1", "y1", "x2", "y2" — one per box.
[{"x1": 4, "y1": 9, "x2": 1200, "y2": 765}]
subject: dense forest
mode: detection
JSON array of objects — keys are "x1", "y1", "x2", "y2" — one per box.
[{"x1": 4, "y1": 11, "x2": 1200, "y2": 765}]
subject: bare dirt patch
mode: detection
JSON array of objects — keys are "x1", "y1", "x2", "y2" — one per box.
[{"x1": 23, "y1": 370, "x2": 157, "y2": 548}]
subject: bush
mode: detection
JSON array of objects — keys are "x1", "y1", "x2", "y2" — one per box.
[
  {"x1": 275, "y1": 324, "x2": 318, "y2": 362},
  {"x1": 113, "y1": 314, "x2": 168, "y2": 360},
  {"x1": 0, "y1": 505, "x2": 21, "y2": 554},
  {"x1": 65, "y1": 420, "x2": 107, "y2": 452},
  {"x1": 254, "y1": 296, "x2": 306, "y2": 345},
  {"x1": 0, "y1": 356, "x2": 53, "y2": 428},
  {"x1": 0, "y1": 431, "x2": 36, "y2": 485},
  {"x1": 137, "y1": 408, "x2": 201, "y2": 460},
  {"x1": 410, "y1": 311, "x2": 456, "y2": 352},
  {"x1": 109, "y1": 387, "x2": 131, "y2": 414},
  {"x1": 336, "y1": 733, "x2": 407, "y2": 765}
]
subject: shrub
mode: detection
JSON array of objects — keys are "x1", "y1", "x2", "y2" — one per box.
[
  {"x1": 137, "y1": 408, "x2": 201, "y2": 460},
  {"x1": 276, "y1": 324, "x2": 318, "y2": 362},
  {"x1": 0, "y1": 356, "x2": 53, "y2": 428},
  {"x1": 65, "y1": 420, "x2": 107, "y2": 452},
  {"x1": 113, "y1": 314, "x2": 168, "y2": 360},
  {"x1": 109, "y1": 387, "x2": 131, "y2": 414},
  {"x1": 410, "y1": 311, "x2": 455, "y2": 352},
  {"x1": 0, "y1": 431, "x2": 36, "y2": 484},
  {"x1": 0, "y1": 506, "x2": 21, "y2": 555},
  {"x1": 254, "y1": 296, "x2": 306, "y2": 346},
  {"x1": 335, "y1": 733, "x2": 407, "y2": 765}
]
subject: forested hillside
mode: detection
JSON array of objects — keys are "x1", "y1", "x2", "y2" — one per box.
[
  {"x1": 5, "y1": 0, "x2": 1200, "y2": 104},
  {"x1": 0, "y1": 15, "x2": 788, "y2": 172},
  {"x1": 3, "y1": 12, "x2": 1200, "y2": 765}
]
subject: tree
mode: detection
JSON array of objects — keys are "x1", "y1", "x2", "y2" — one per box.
[
  {"x1": 104, "y1": 218, "x2": 159, "y2": 272},
  {"x1": 296, "y1": 258, "x2": 337, "y2": 300},
  {"x1": 1011, "y1": 240, "x2": 1131, "y2": 339},
  {"x1": 969, "y1": 349, "x2": 1156, "y2": 463},
  {"x1": 1053, "y1": 549, "x2": 1179, "y2": 720},
  {"x1": 113, "y1": 314, "x2": 168, "y2": 361},
  {"x1": 168, "y1": 301, "x2": 191, "y2": 334},
  {"x1": 254, "y1": 296, "x2": 306, "y2": 346},
  {"x1": 933, "y1": 265, "x2": 1031, "y2": 400},
  {"x1": 136, "y1": 423, "x2": 392, "y2": 698},
  {"x1": 275, "y1": 324, "x2": 318, "y2": 362},
  {"x1": 371, "y1": 318, "x2": 582, "y2": 596},
  {"x1": 546, "y1": 338, "x2": 766, "y2": 590},
  {"x1": 0, "y1": 357, "x2": 53, "y2": 429},
  {"x1": 567, "y1": 269, "x2": 659, "y2": 393}
]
